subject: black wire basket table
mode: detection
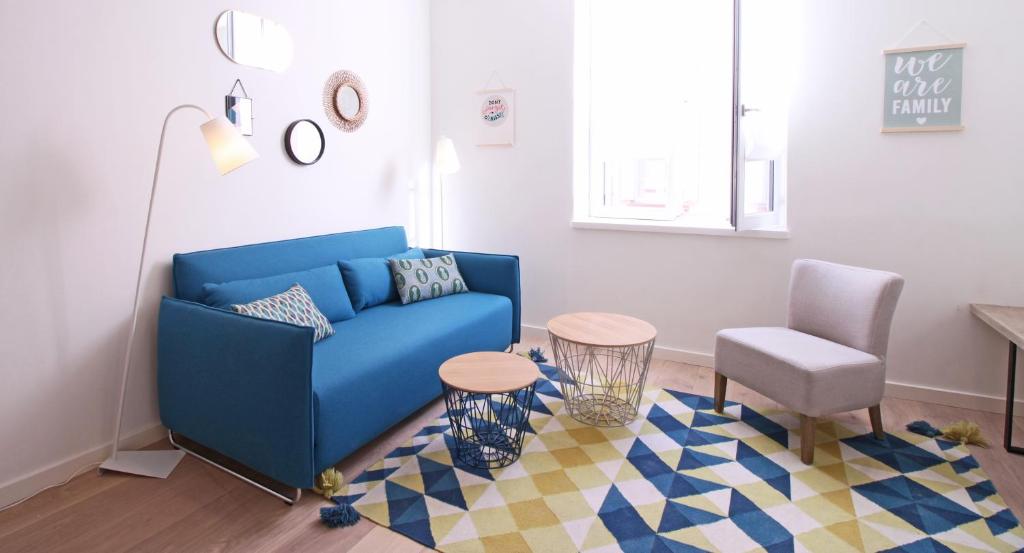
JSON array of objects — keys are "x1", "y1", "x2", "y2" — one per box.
[
  {"x1": 548, "y1": 312, "x2": 657, "y2": 427},
  {"x1": 439, "y1": 352, "x2": 540, "y2": 469}
]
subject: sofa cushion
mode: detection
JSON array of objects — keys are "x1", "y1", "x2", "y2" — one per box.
[
  {"x1": 201, "y1": 264, "x2": 355, "y2": 322},
  {"x1": 715, "y1": 326, "x2": 883, "y2": 417},
  {"x1": 389, "y1": 253, "x2": 469, "y2": 304},
  {"x1": 174, "y1": 226, "x2": 409, "y2": 303},
  {"x1": 338, "y1": 248, "x2": 424, "y2": 311},
  {"x1": 231, "y1": 284, "x2": 335, "y2": 342},
  {"x1": 311, "y1": 291, "x2": 513, "y2": 470}
]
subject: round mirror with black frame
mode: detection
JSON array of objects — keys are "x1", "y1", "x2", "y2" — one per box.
[{"x1": 284, "y1": 119, "x2": 325, "y2": 165}]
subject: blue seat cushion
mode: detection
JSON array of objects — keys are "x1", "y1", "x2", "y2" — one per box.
[
  {"x1": 311, "y1": 291, "x2": 513, "y2": 471},
  {"x1": 339, "y1": 248, "x2": 425, "y2": 311},
  {"x1": 201, "y1": 264, "x2": 355, "y2": 322}
]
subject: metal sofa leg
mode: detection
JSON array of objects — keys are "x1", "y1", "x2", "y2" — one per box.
[{"x1": 167, "y1": 430, "x2": 302, "y2": 505}]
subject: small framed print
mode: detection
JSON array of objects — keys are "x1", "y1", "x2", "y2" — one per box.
[
  {"x1": 882, "y1": 43, "x2": 965, "y2": 133},
  {"x1": 476, "y1": 89, "x2": 514, "y2": 146}
]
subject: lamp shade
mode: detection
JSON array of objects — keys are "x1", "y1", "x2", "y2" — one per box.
[
  {"x1": 435, "y1": 136, "x2": 461, "y2": 175},
  {"x1": 200, "y1": 117, "x2": 259, "y2": 175}
]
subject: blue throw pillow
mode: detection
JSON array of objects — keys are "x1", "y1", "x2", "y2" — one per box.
[
  {"x1": 339, "y1": 248, "x2": 424, "y2": 311},
  {"x1": 201, "y1": 265, "x2": 355, "y2": 322}
]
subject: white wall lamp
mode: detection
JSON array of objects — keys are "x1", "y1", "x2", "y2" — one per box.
[
  {"x1": 99, "y1": 104, "x2": 258, "y2": 479},
  {"x1": 435, "y1": 136, "x2": 461, "y2": 249}
]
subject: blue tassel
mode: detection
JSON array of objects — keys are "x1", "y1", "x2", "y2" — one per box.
[
  {"x1": 320, "y1": 498, "x2": 360, "y2": 528},
  {"x1": 906, "y1": 420, "x2": 943, "y2": 438},
  {"x1": 528, "y1": 347, "x2": 548, "y2": 363}
]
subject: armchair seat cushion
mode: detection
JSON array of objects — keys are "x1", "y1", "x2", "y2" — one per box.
[{"x1": 715, "y1": 327, "x2": 884, "y2": 417}]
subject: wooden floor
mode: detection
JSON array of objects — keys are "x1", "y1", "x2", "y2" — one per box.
[{"x1": 2, "y1": 338, "x2": 1022, "y2": 553}]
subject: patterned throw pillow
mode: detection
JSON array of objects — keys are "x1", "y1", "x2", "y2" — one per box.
[
  {"x1": 231, "y1": 283, "x2": 335, "y2": 342},
  {"x1": 388, "y1": 254, "x2": 469, "y2": 305}
]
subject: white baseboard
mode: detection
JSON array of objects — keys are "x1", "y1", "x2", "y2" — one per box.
[
  {"x1": 0, "y1": 423, "x2": 167, "y2": 510},
  {"x1": 648, "y1": 345, "x2": 716, "y2": 367},
  {"x1": 883, "y1": 380, "x2": 1024, "y2": 415},
  {"x1": 519, "y1": 323, "x2": 548, "y2": 343},
  {"x1": 522, "y1": 323, "x2": 716, "y2": 367},
  {"x1": 522, "y1": 323, "x2": 1022, "y2": 416}
]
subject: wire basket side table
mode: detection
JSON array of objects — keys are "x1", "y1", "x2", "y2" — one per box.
[
  {"x1": 547, "y1": 313, "x2": 657, "y2": 427},
  {"x1": 439, "y1": 352, "x2": 540, "y2": 469}
]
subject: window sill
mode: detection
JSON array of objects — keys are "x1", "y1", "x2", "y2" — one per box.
[{"x1": 570, "y1": 217, "x2": 790, "y2": 239}]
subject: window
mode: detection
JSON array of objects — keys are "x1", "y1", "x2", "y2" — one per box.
[{"x1": 573, "y1": 0, "x2": 794, "y2": 233}]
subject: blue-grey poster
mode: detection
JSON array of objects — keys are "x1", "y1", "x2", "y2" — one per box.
[{"x1": 882, "y1": 43, "x2": 965, "y2": 132}]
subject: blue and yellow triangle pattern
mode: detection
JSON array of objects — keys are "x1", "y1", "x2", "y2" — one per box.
[{"x1": 340, "y1": 365, "x2": 1024, "y2": 552}]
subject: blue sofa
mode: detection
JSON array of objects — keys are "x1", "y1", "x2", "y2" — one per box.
[{"x1": 157, "y1": 226, "x2": 520, "y2": 492}]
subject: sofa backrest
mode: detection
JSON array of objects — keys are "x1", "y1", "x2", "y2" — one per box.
[{"x1": 172, "y1": 226, "x2": 408, "y2": 302}]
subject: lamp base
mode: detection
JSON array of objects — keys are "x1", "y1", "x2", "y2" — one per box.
[{"x1": 99, "y1": 449, "x2": 186, "y2": 479}]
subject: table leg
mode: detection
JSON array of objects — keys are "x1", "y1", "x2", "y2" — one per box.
[{"x1": 1005, "y1": 341, "x2": 1024, "y2": 455}]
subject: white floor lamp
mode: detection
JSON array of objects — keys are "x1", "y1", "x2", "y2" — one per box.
[
  {"x1": 435, "y1": 136, "x2": 461, "y2": 249},
  {"x1": 99, "y1": 104, "x2": 258, "y2": 479}
]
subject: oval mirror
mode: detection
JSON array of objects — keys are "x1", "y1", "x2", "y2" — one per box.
[
  {"x1": 215, "y1": 10, "x2": 294, "y2": 72},
  {"x1": 336, "y1": 86, "x2": 361, "y2": 119},
  {"x1": 285, "y1": 120, "x2": 325, "y2": 165}
]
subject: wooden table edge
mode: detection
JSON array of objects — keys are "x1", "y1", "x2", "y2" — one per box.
[
  {"x1": 544, "y1": 328, "x2": 659, "y2": 349},
  {"x1": 546, "y1": 312, "x2": 658, "y2": 348},
  {"x1": 970, "y1": 303, "x2": 1024, "y2": 348},
  {"x1": 438, "y1": 352, "x2": 540, "y2": 394}
]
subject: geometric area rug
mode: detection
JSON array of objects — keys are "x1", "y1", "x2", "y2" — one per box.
[{"x1": 339, "y1": 364, "x2": 1024, "y2": 552}]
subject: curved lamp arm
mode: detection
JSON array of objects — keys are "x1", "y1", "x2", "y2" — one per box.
[
  {"x1": 108, "y1": 104, "x2": 214, "y2": 458},
  {"x1": 99, "y1": 104, "x2": 255, "y2": 479}
]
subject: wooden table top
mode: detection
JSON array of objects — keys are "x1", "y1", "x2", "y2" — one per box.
[
  {"x1": 970, "y1": 303, "x2": 1024, "y2": 348},
  {"x1": 439, "y1": 351, "x2": 540, "y2": 394},
  {"x1": 547, "y1": 312, "x2": 657, "y2": 347}
]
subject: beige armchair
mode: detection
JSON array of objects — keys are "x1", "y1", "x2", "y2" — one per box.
[{"x1": 713, "y1": 259, "x2": 904, "y2": 464}]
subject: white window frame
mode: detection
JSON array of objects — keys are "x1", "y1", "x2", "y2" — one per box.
[{"x1": 572, "y1": 0, "x2": 789, "y2": 238}]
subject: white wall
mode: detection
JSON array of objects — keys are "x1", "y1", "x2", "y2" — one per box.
[
  {"x1": 431, "y1": 1, "x2": 1024, "y2": 405},
  {"x1": 0, "y1": 1, "x2": 430, "y2": 499}
]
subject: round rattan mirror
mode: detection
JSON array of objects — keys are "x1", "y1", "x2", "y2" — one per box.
[{"x1": 323, "y1": 70, "x2": 368, "y2": 132}]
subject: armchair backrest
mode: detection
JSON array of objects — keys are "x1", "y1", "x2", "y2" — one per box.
[{"x1": 787, "y1": 259, "x2": 904, "y2": 358}]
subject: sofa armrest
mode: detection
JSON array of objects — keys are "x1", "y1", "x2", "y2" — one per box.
[
  {"x1": 425, "y1": 249, "x2": 521, "y2": 343},
  {"x1": 157, "y1": 297, "x2": 316, "y2": 488}
]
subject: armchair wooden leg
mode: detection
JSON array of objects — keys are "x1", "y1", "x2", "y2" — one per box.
[
  {"x1": 713, "y1": 374, "x2": 727, "y2": 413},
  {"x1": 800, "y1": 415, "x2": 815, "y2": 464},
  {"x1": 868, "y1": 404, "x2": 884, "y2": 439}
]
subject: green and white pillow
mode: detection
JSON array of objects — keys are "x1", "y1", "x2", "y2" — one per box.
[
  {"x1": 388, "y1": 254, "x2": 469, "y2": 305},
  {"x1": 231, "y1": 283, "x2": 335, "y2": 342}
]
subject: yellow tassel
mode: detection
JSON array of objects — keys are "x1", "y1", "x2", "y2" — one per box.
[
  {"x1": 314, "y1": 468, "x2": 344, "y2": 499},
  {"x1": 941, "y1": 421, "x2": 988, "y2": 447}
]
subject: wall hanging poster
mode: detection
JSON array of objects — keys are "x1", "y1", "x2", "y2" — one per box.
[
  {"x1": 882, "y1": 43, "x2": 965, "y2": 133},
  {"x1": 476, "y1": 88, "x2": 515, "y2": 146}
]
